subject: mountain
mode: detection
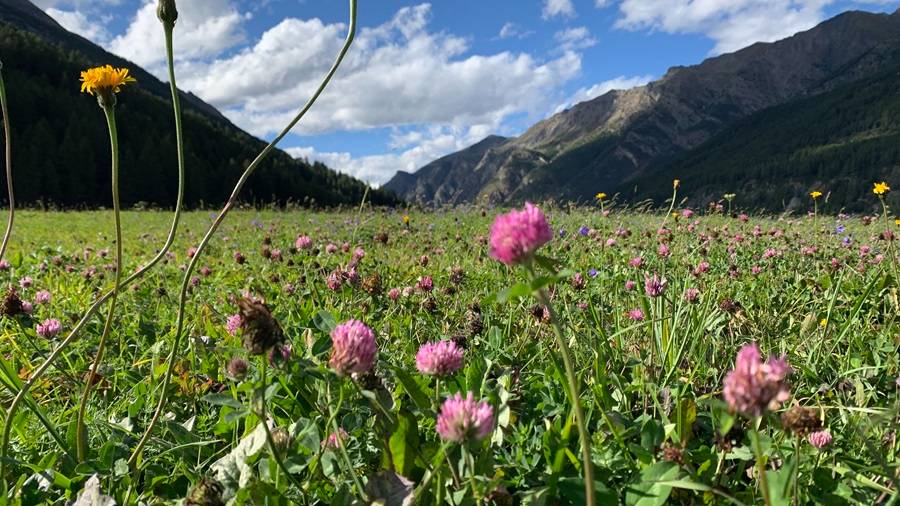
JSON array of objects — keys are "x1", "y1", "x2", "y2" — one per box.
[
  {"x1": 384, "y1": 9, "x2": 900, "y2": 212},
  {"x1": 0, "y1": 0, "x2": 399, "y2": 208}
]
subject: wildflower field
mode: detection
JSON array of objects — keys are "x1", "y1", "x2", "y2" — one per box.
[{"x1": 0, "y1": 204, "x2": 897, "y2": 505}]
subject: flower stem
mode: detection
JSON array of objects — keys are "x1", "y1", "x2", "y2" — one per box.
[
  {"x1": 258, "y1": 358, "x2": 306, "y2": 494},
  {"x1": 127, "y1": 0, "x2": 358, "y2": 467},
  {"x1": 0, "y1": 19, "x2": 188, "y2": 478},
  {"x1": 75, "y1": 104, "x2": 123, "y2": 462},
  {"x1": 0, "y1": 64, "x2": 14, "y2": 263},
  {"x1": 751, "y1": 424, "x2": 773, "y2": 506},
  {"x1": 528, "y1": 265, "x2": 595, "y2": 506}
]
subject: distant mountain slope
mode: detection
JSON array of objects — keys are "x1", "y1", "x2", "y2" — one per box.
[
  {"x1": 385, "y1": 9, "x2": 900, "y2": 211},
  {"x1": 625, "y1": 53, "x2": 900, "y2": 213},
  {"x1": 0, "y1": 0, "x2": 399, "y2": 208}
]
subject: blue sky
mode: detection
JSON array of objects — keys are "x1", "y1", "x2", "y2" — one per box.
[{"x1": 34, "y1": 0, "x2": 900, "y2": 185}]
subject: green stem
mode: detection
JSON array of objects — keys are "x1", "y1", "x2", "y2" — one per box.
[
  {"x1": 258, "y1": 358, "x2": 305, "y2": 493},
  {"x1": 127, "y1": 0, "x2": 358, "y2": 467},
  {"x1": 751, "y1": 424, "x2": 773, "y2": 506},
  {"x1": 1, "y1": 20, "x2": 188, "y2": 478},
  {"x1": 528, "y1": 265, "x2": 595, "y2": 506},
  {"x1": 75, "y1": 105, "x2": 123, "y2": 463},
  {"x1": 0, "y1": 64, "x2": 14, "y2": 263},
  {"x1": 327, "y1": 382, "x2": 368, "y2": 501}
]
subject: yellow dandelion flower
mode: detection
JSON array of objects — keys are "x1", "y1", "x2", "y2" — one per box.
[
  {"x1": 819, "y1": 318, "x2": 827, "y2": 328},
  {"x1": 673, "y1": 179, "x2": 680, "y2": 189},
  {"x1": 810, "y1": 191, "x2": 822, "y2": 199},
  {"x1": 873, "y1": 181, "x2": 890, "y2": 196},
  {"x1": 595, "y1": 192, "x2": 607, "y2": 200},
  {"x1": 80, "y1": 65, "x2": 136, "y2": 96},
  {"x1": 402, "y1": 215, "x2": 410, "y2": 224},
  {"x1": 895, "y1": 218, "x2": 900, "y2": 226}
]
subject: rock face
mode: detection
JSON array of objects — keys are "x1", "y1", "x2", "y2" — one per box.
[{"x1": 384, "y1": 9, "x2": 900, "y2": 207}]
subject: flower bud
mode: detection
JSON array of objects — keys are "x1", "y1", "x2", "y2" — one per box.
[{"x1": 157, "y1": 0, "x2": 179, "y2": 26}]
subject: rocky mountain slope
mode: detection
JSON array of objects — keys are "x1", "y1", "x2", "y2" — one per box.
[{"x1": 385, "y1": 9, "x2": 900, "y2": 211}]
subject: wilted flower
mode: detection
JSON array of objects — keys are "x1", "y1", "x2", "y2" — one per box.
[
  {"x1": 36, "y1": 318, "x2": 62, "y2": 338},
  {"x1": 723, "y1": 343, "x2": 791, "y2": 418},
  {"x1": 1, "y1": 287, "x2": 24, "y2": 317},
  {"x1": 18, "y1": 276, "x2": 32, "y2": 289},
  {"x1": 185, "y1": 476, "x2": 225, "y2": 506},
  {"x1": 235, "y1": 297, "x2": 284, "y2": 355},
  {"x1": 570, "y1": 272, "x2": 586, "y2": 290},
  {"x1": 226, "y1": 357, "x2": 249, "y2": 380},
  {"x1": 436, "y1": 392, "x2": 494, "y2": 444},
  {"x1": 489, "y1": 203, "x2": 553, "y2": 265},
  {"x1": 416, "y1": 340, "x2": 464, "y2": 377},
  {"x1": 326, "y1": 269, "x2": 343, "y2": 291},
  {"x1": 329, "y1": 319, "x2": 377, "y2": 376}
]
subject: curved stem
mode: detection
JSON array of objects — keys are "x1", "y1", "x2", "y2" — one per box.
[
  {"x1": 127, "y1": 0, "x2": 358, "y2": 467},
  {"x1": 528, "y1": 266, "x2": 595, "y2": 506},
  {"x1": 0, "y1": 65, "x2": 14, "y2": 262},
  {"x1": 75, "y1": 105, "x2": 123, "y2": 462},
  {"x1": 0, "y1": 23, "x2": 188, "y2": 479},
  {"x1": 258, "y1": 358, "x2": 306, "y2": 493}
]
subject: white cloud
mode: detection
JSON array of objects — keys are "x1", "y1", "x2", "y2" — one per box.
[
  {"x1": 176, "y1": 4, "x2": 582, "y2": 140},
  {"x1": 615, "y1": 0, "x2": 838, "y2": 54},
  {"x1": 595, "y1": 0, "x2": 613, "y2": 7},
  {"x1": 497, "y1": 22, "x2": 534, "y2": 39},
  {"x1": 109, "y1": 0, "x2": 247, "y2": 72},
  {"x1": 44, "y1": 8, "x2": 107, "y2": 42},
  {"x1": 555, "y1": 74, "x2": 654, "y2": 112},
  {"x1": 554, "y1": 26, "x2": 598, "y2": 51},
  {"x1": 286, "y1": 124, "x2": 494, "y2": 186},
  {"x1": 542, "y1": 0, "x2": 577, "y2": 19}
]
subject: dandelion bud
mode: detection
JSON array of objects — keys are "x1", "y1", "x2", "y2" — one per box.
[{"x1": 157, "y1": 0, "x2": 178, "y2": 26}]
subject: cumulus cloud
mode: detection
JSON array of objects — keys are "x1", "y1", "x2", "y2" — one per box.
[
  {"x1": 615, "y1": 0, "x2": 838, "y2": 54},
  {"x1": 497, "y1": 22, "x2": 534, "y2": 39},
  {"x1": 176, "y1": 4, "x2": 582, "y2": 141},
  {"x1": 45, "y1": 8, "x2": 108, "y2": 43},
  {"x1": 109, "y1": 0, "x2": 247, "y2": 72},
  {"x1": 286, "y1": 124, "x2": 494, "y2": 186},
  {"x1": 554, "y1": 26, "x2": 598, "y2": 51},
  {"x1": 542, "y1": 0, "x2": 577, "y2": 19},
  {"x1": 555, "y1": 74, "x2": 654, "y2": 113}
]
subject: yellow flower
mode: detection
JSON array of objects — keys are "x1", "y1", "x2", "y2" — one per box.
[
  {"x1": 895, "y1": 218, "x2": 900, "y2": 226},
  {"x1": 673, "y1": 179, "x2": 680, "y2": 189},
  {"x1": 810, "y1": 191, "x2": 822, "y2": 199},
  {"x1": 80, "y1": 65, "x2": 136, "y2": 96},
  {"x1": 402, "y1": 215, "x2": 410, "y2": 224},
  {"x1": 595, "y1": 192, "x2": 607, "y2": 200},
  {"x1": 873, "y1": 181, "x2": 891, "y2": 196},
  {"x1": 819, "y1": 318, "x2": 827, "y2": 328}
]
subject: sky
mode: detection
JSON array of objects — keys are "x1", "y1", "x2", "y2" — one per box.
[{"x1": 34, "y1": 0, "x2": 900, "y2": 186}]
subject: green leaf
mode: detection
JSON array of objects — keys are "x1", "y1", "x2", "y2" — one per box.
[
  {"x1": 625, "y1": 461, "x2": 679, "y2": 506},
  {"x1": 393, "y1": 368, "x2": 432, "y2": 412},
  {"x1": 389, "y1": 410, "x2": 420, "y2": 476},
  {"x1": 202, "y1": 393, "x2": 244, "y2": 409},
  {"x1": 312, "y1": 310, "x2": 336, "y2": 333}
]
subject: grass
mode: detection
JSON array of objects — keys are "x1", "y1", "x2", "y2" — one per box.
[{"x1": 0, "y1": 207, "x2": 897, "y2": 504}]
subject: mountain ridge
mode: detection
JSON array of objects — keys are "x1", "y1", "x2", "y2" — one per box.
[{"x1": 385, "y1": 9, "x2": 900, "y2": 211}]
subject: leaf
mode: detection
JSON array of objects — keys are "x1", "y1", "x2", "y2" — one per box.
[
  {"x1": 210, "y1": 422, "x2": 271, "y2": 496},
  {"x1": 557, "y1": 477, "x2": 617, "y2": 505},
  {"x1": 201, "y1": 393, "x2": 244, "y2": 409},
  {"x1": 359, "y1": 471, "x2": 415, "y2": 506},
  {"x1": 389, "y1": 410, "x2": 420, "y2": 477},
  {"x1": 392, "y1": 368, "x2": 432, "y2": 412},
  {"x1": 312, "y1": 310, "x2": 337, "y2": 333},
  {"x1": 625, "y1": 461, "x2": 679, "y2": 506}
]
